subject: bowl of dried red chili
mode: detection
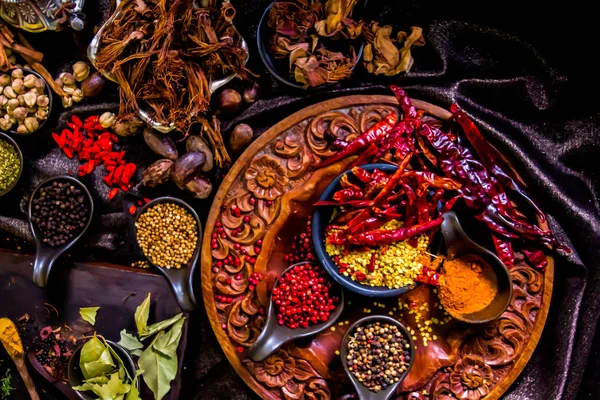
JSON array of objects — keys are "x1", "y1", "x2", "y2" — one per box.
[{"x1": 312, "y1": 163, "x2": 443, "y2": 297}]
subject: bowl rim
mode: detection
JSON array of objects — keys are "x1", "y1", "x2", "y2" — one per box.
[
  {"x1": 68, "y1": 339, "x2": 139, "y2": 400},
  {"x1": 256, "y1": 0, "x2": 364, "y2": 90},
  {"x1": 312, "y1": 163, "x2": 423, "y2": 297},
  {"x1": 3, "y1": 68, "x2": 53, "y2": 136},
  {"x1": 0, "y1": 131, "x2": 23, "y2": 196}
]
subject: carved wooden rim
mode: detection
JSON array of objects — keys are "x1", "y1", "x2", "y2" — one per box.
[{"x1": 201, "y1": 95, "x2": 554, "y2": 399}]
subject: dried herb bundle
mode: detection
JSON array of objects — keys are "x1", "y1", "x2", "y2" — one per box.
[
  {"x1": 95, "y1": 0, "x2": 253, "y2": 167},
  {"x1": 268, "y1": 0, "x2": 362, "y2": 87},
  {"x1": 363, "y1": 24, "x2": 425, "y2": 76}
]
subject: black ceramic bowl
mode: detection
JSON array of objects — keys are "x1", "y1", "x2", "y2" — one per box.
[
  {"x1": 68, "y1": 340, "x2": 139, "y2": 400},
  {"x1": 0, "y1": 131, "x2": 23, "y2": 196},
  {"x1": 257, "y1": 0, "x2": 364, "y2": 90},
  {"x1": 3, "y1": 68, "x2": 53, "y2": 136},
  {"x1": 312, "y1": 163, "x2": 423, "y2": 297},
  {"x1": 340, "y1": 315, "x2": 415, "y2": 399}
]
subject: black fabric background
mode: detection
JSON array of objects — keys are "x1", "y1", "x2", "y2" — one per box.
[{"x1": 0, "y1": 0, "x2": 598, "y2": 399}]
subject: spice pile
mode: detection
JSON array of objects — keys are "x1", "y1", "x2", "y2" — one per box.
[
  {"x1": 0, "y1": 137, "x2": 19, "y2": 192},
  {"x1": 317, "y1": 85, "x2": 571, "y2": 270},
  {"x1": 136, "y1": 203, "x2": 198, "y2": 269},
  {"x1": 95, "y1": 0, "x2": 254, "y2": 167},
  {"x1": 0, "y1": 69, "x2": 50, "y2": 134},
  {"x1": 438, "y1": 255, "x2": 498, "y2": 314},
  {"x1": 268, "y1": 0, "x2": 362, "y2": 87},
  {"x1": 346, "y1": 321, "x2": 411, "y2": 392},
  {"x1": 31, "y1": 180, "x2": 91, "y2": 247},
  {"x1": 272, "y1": 263, "x2": 339, "y2": 329},
  {"x1": 319, "y1": 162, "x2": 459, "y2": 288},
  {"x1": 52, "y1": 114, "x2": 137, "y2": 200}
]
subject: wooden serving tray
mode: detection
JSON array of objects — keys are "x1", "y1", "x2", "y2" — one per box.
[
  {"x1": 0, "y1": 250, "x2": 187, "y2": 400},
  {"x1": 201, "y1": 95, "x2": 553, "y2": 400}
]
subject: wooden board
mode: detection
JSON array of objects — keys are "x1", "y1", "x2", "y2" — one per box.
[
  {"x1": 0, "y1": 250, "x2": 187, "y2": 400},
  {"x1": 200, "y1": 95, "x2": 554, "y2": 400}
]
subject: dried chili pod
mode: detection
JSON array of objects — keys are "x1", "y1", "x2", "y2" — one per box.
[
  {"x1": 143, "y1": 128, "x2": 178, "y2": 161},
  {"x1": 142, "y1": 159, "x2": 174, "y2": 187},
  {"x1": 185, "y1": 175, "x2": 213, "y2": 199},
  {"x1": 172, "y1": 151, "x2": 206, "y2": 188},
  {"x1": 186, "y1": 135, "x2": 214, "y2": 172}
]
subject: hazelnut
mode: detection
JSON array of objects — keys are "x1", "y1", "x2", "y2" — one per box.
[
  {"x1": 72, "y1": 88, "x2": 84, "y2": 103},
  {"x1": 81, "y1": 72, "x2": 105, "y2": 98},
  {"x1": 0, "y1": 95, "x2": 7, "y2": 107},
  {"x1": 72, "y1": 61, "x2": 90, "y2": 82},
  {"x1": 35, "y1": 109, "x2": 48, "y2": 120},
  {"x1": 59, "y1": 72, "x2": 76, "y2": 86},
  {"x1": 3, "y1": 86, "x2": 16, "y2": 99},
  {"x1": 62, "y1": 84, "x2": 76, "y2": 95},
  {"x1": 99, "y1": 112, "x2": 116, "y2": 129},
  {"x1": 7, "y1": 98, "x2": 19, "y2": 111},
  {"x1": 24, "y1": 117, "x2": 39, "y2": 133},
  {"x1": 61, "y1": 96, "x2": 73, "y2": 108},
  {"x1": 11, "y1": 69, "x2": 23, "y2": 80},
  {"x1": 0, "y1": 74, "x2": 9, "y2": 86},
  {"x1": 54, "y1": 77, "x2": 64, "y2": 88},
  {"x1": 0, "y1": 118, "x2": 12, "y2": 131},
  {"x1": 16, "y1": 123, "x2": 28, "y2": 135},
  {"x1": 23, "y1": 74, "x2": 37, "y2": 88},
  {"x1": 13, "y1": 107, "x2": 28, "y2": 120},
  {"x1": 37, "y1": 95, "x2": 50, "y2": 108}
]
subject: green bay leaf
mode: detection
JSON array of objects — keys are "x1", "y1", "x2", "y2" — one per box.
[
  {"x1": 91, "y1": 372, "x2": 130, "y2": 400},
  {"x1": 139, "y1": 313, "x2": 184, "y2": 341},
  {"x1": 118, "y1": 330, "x2": 143, "y2": 353},
  {"x1": 134, "y1": 294, "x2": 151, "y2": 336},
  {"x1": 152, "y1": 318, "x2": 185, "y2": 358},
  {"x1": 79, "y1": 306, "x2": 100, "y2": 326}
]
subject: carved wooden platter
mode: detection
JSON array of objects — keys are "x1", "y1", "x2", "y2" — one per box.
[{"x1": 201, "y1": 95, "x2": 553, "y2": 400}]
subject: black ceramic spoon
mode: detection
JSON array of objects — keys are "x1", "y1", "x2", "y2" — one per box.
[
  {"x1": 28, "y1": 176, "x2": 94, "y2": 288},
  {"x1": 340, "y1": 315, "x2": 415, "y2": 400},
  {"x1": 439, "y1": 211, "x2": 512, "y2": 323},
  {"x1": 247, "y1": 262, "x2": 345, "y2": 362},
  {"x1": 133, "y1": 197, "x2": 202, "y2": 312}
]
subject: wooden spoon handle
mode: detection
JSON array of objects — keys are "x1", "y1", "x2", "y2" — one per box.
[{"x1": 15, "y1": 358, "x2": 41, "y2": 400}]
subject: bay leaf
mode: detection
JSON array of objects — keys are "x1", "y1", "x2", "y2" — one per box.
[
  {"x1": 80, "y1": 336, "x2": 116, "y2": 380},
  {"x1": 92, "y1": 372, "x2": 131, "y2": 400},
  {"x1": 80, "y1": 306, "x2": 101, "y2": 326},
  {"x1": 72, "y1": 383, "x2": 94, "y2": 391},
  {"x1": 152, "y1": 318, "x2": 184, "y2": 358},
  {"x1": 139, "y1": 313, "x2": 183, "y2": 340},
  {"x1": 118, "y1": 330, "x2": 143, "y2": 353},
  {"x1": 134, "y1": 293, "x2": 151, "y2": 336}
]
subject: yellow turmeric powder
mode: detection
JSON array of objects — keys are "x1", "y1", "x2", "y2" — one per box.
[{"x1": 0, "y1": 318, "x2": 24, "y2": 358}]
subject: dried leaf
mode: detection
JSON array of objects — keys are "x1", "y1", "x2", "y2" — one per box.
[
  {"x1": 134, "y1": 293, "x2": 151, "y2": 336},
  {"x1": 118, "y1": 330, "x2": 144, "y2": 354},
  {"x1": 314, "y1": 0, "x2": 358, "y2": 37},
  {"x1": 79, "y1": 307, "x2": 100, "y2": 326},
  {"x1": 363, "y1": 23, "x2": 425, "y2": 76}
]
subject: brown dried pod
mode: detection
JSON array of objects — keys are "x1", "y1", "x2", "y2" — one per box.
[
  {"x1": 172, "y1": 151, "x2": 206, "y2": 188},
  {"x1": 184, "y1": 175, "x2": 213, "y2": 199},
  {"x1": 143, "y1": 128, "x2": 179, "y2": 161},
  {"x1": 81, "y1": 72, "x2": 106, "y2": 98},
  {"x1": 217, "y1": 89, "x2": 242, "y2": 116},
  {"x1": 185, "y1": 135, "x2": 214, "y2": 172},
  {"x1": 229, "y1": 123, "x2": 253, "y2": 153},
  {"x1": 243, "y1": 82, "x2": 260, "y2": 104},
  {"x1": 142, "y1": 159, "x2": 174, "y2": 188}
]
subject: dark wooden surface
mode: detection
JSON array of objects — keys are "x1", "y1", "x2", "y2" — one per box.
[{"x1": 0, "y1": 250, "x2": 187, "y2": 400}]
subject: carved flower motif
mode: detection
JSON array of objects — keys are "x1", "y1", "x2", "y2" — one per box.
[
  {"x1": 450, "y1": 355, "x2": 493, "y2": 400},
  {"x1": 253, "y1": 350, "x2": 296, "y2": 388},
  {"x1": 245, "y1": 155, "x2": 289, "y2": 200}
]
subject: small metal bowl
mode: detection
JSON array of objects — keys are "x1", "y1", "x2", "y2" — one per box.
[
  {"x1": 0, "y1": 131, "x2": 23, "y2": 196},
  {"x1": 340, "y1": 315, "x2": 415, "y2": 400},
  {"x1": 68, "y1": 340, "x2": 139, "y2": 400},
  {"x1": 312, "y1": 163, "x2": 417, "y2": 297},
  {"x1": 257, "y1": 0, "x2": 364, "y2": 90},
  {"x1": 3, "y1": 68, "x2": 53, "y2": 136}
]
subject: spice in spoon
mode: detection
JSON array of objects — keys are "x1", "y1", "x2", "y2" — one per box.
[
  {"x1": 30, "y1": 180, "x2": 91, "y2": 247},
  {"x1": 136, "y1": 202, "x2": 197, "y2": 269},
  {"x1": 272, "y1": 263, "x2": 339, "y2": 329},
  {"x1": 0, "y1": 138, "x2": 20, "y2": 192},
  {"x1": 438, "y1": 255, "x2": 498, "y2": 315},
  {"x1": 346, "y1": 321, "x2": 411, "y2": 392}
]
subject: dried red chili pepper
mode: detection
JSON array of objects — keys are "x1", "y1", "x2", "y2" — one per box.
[
  {"x1": 333, "y1": 188, "x2": 365, "y2": 202},
  {"x1": 389, "y1": 85, "x2": 418, "y2": 119},
  {"x1": 367, "y1": 253, "x2": 376, "y2": 272},
  {"x1": 371, "y1": 153, "x2": 412, "y2": 206},
  {"x1": 492, "y1": 235, "x2": 514, "y2": 268},
  {"x1": 318, "y1": 113, "x2": 398, "y2": 168},
  {"x1": 339, "y1": 217, "x2": 443, "y2": 247},
  {"x1": 351, "y1": 167, "x2": 372, "y2": 183},
  {"x1": 414, "y1": 267, "x2": 440, "y2": 285},
  {"x1": 314, "y1": 199, "x2": 373, "y2": 207},
  {"x1": 522, "y1": 247, "x2": 548, "y2": 270}
]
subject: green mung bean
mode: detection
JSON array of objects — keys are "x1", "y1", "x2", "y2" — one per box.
[{"x1": 0, "y1": 139, "x2": 20, "y2": 191}]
